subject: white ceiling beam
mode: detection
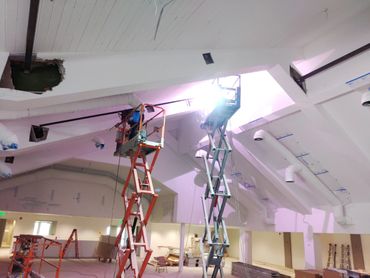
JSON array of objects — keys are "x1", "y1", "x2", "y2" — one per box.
[
  {"x1": 0, "y1": 48, "x2": 302, "y2": 110},
  {"x1": 231, "y1": 138, "x2": 311, "y2": 214},
  {"x1": 254, "y1": 129, "x2": 340, "y2": 206},
  {"x1": 269, "y1": 64, "x2": 370, "y2": 177}
]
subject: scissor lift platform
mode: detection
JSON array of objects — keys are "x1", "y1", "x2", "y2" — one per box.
[
  {"x1": 114, "y1": 104, "x2": 165, "y2": 278},
  {"x1": 114, "y1": 130, "x2": 163, "y2": 158},
  {"x1": 199, "y1": 77, "x2": 241, "y2": 278}
]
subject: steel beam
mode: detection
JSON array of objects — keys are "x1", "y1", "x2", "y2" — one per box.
[{"x1": 24, "y1": 0, "x2": 40, "y2": 72}]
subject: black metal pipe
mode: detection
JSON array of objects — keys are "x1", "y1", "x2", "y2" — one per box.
[
  {"x1": 40, "y1": 109, "x2": 130, "y2": 127},
  {"x1": 302, "y1": 43, "x2": 370, "y2": 79},
  {"x1": 24, "y1": 0, "x2": 40, "y2": 72},
  {"x1": 290, "y1": 43, "x2": 370, "y2": 93},
  {"x1": 39, "y1": 98, "x2": 192, "y2": 127}
]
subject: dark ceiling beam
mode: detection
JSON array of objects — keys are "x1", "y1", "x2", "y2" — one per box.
[
  {"x1": 24, "y1": 0, "x2": 40, "y2": 72},
  {"x1": 290, "y1": 43, "x2": 370, "y2": 93}
]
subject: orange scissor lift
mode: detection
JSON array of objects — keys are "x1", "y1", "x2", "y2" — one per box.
[
  {"x1": 114, "y1": 104, "x2": 165, "y2": 278},
  {"x1": 7, "y1": 229, "x2": 79, "y2": 278}
]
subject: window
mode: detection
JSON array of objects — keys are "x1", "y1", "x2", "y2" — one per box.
[
  {"x1": 33, "y1": 221, "x2": 56, "y2": 236},
  {"x1": 106, "y1": 225, "x2": 120, "y2": 237}
]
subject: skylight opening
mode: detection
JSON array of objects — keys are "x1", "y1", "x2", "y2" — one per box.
[
  {"x1": 228, "y1": 70, "x2": 294, "y2": 132},
  {"x1": 164, "y1": 70, "x2": 294, "y2": 132}
]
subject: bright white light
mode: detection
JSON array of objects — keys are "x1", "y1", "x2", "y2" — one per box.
[
  {"x1": 184, "y1": 70, "x2": 294, "y2": 132},
  {"x1": 228, "y1": 71, "x2": 294, "y2": 132},
  {"x1": 33, "y1": 222, "x2": 38, "y2": 235},
  {"x1": 33, "y1": 221, "x2": 52, "y2": 236},
  {"x1": 190, "y1": 76, "x2": 239, "y2": 116},
  {"x1": 39, "y1": 222, "x2": 51, "y2": 235},
  {"x1": 195, "y1": 149, "x2": 207, "y2": 158},
  {"x1": 189, "y1": 81, "x2": 223, "y2": 116}
]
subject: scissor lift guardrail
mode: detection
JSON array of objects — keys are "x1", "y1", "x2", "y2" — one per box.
[{"x1": 114, "y1": 104, "x2": 165, "y2": 278}]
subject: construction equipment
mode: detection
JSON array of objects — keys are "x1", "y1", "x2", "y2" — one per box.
[
  {"x1": 114, "y1": 104, "x2": 166, "y2": 278},
  {"x1": 61, "y1": 228, "x2": 79, "y2": 259},
  {"x1": 340, "y1": 244, "x2": 352, "y2": 270},
  {"x1": 346, "y1": 244, "x2": 352, "y2": 270},
  {"x1": 7, "y1": 229, "x2": 79, "y2": 278},
  {"x1": 327, "y1": 243, "x2": 338, "y2": 268},
  {"x1": 199, "y1": 77, "x2": 241, "y2": 278},
  {"x1": 8, "y1": 234, "x2": 63, "y2": 278}
]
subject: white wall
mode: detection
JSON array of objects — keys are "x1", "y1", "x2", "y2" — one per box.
[
  {"x1": 252, "y1": 231, "x2": 285, "y2": 267},
  {"x1": 1, "y1": 211, "x2": 121, "y2": 258},
  {"x1": 0, "y1": 168, "x2": 156, "y2": 220},
  {"x1": 150, "y1": 223, "x2": 181, "y2": 257},
  {"x1": 227, "y1": 228, "x2": 240, "y2": 259},
  {"x1": 252, "y1": 231, "x2": 305, "y2": 269},
  {"x1": 150, "y1": 223, "x2": 240, "y2": 259},
  {"x1": 151, "y1": 194, "x2": 175, "y2": 223}
]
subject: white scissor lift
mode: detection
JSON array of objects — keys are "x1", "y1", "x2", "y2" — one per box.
[{"x1": 199, "y1": 77, "x2": 241, "y2": 278}]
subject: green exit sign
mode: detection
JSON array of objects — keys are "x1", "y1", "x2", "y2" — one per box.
[{"x1": 0, "y1": 211, "x2": 6, "y2": 217}]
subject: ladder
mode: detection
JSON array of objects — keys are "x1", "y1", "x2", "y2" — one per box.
[
  {"x1": 340, "y1": 244, "x2": 352, "y2": 270},
  {"x1": 199, "y1": 77, "x2": 241, "y2": 278},
  {"x1": 327, "y1": 243, "x2": 337, "y2": 268},
  {"x1": 114, "y1": 104, "x2": 165, "y2": 278},
  {"x1": 61, "y1": 229, "x2": 79, "y2": 259}
]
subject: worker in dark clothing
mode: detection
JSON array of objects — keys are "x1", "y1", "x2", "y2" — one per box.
[{"x1": 128, "y1": 110, "x2": 143, "y2": 140}]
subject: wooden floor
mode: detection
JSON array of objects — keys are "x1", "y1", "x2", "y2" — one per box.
[{"x1": 0, "y1": 249, "x2": 237, "y2": 278}]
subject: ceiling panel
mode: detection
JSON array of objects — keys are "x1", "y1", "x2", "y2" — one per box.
[
  {"x1": 0, "y1": 0, "x2": 5, "y2": 50},
  {"x1": 1, "y1": 0, "x2": 369, "y2": 54},
  {"x1": 321, "y1": 91, "x2": 370, "y2": 159}
]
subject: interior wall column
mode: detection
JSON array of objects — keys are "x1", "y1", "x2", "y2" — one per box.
[
  {"x1": 283, "y1": 232, "x2": 293, "y2": 268},
  {"x1": 239, "y1": 229, "x2": 252, "y2": 264},
  {"x1": 303, "y1": 225, "x2": 322, "y2": 269},
  {"x1": 350, "y1": 234, "x2": 365, "y2": 270},
  {"x1": 178, "y1": 223, "x2": 186, "y2": 272},
  {"x1": 0, "y1": 219, "x2": 6, "y2": 247}
]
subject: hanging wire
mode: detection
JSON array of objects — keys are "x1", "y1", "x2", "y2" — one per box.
[
  {"x1": 110, "y1": 155, "x2": 122, "y2": 278},
  {"x1": 184, "y1": 168, "x2": 202, "y2": 254},
  {"x1": 153, "y1": 0, "x2": 177, "y2": 40},
  {"x1": 109, "y1": 156, "x2": 122, "y2": 228}
]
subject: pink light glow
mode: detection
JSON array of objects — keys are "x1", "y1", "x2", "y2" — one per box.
[
  {"x1": 274, "y1": 208, "x2": 335, "y2": 233},
  {"x1": 152, "y1": 70, "x2": 294, "y2": 131},
  {"x1": 292, "y1": 49, "x2": 335, "y2": 75},
  {"x1": 186, "y1": 71, "x2": 294, "y2": 131},
  {"x1": 227, "y1": 70, "x2": 294, "y2": 131}
]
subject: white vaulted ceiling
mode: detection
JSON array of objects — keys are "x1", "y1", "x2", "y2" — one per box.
[
  {"x1": 0, "y1": 0, "x2": 370, "y2": 230},
  {"x1": 0, "y1": 0, "x2": 369, "y2": 53}
]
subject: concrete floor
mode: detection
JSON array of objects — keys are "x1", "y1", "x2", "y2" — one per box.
[{"x1": 0, "y1": 249, "x2": 236, "y2": 277}]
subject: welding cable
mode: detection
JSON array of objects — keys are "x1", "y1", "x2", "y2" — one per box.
[{"x1": 110, "y1": 155, "x2": 122, "y2": 277}]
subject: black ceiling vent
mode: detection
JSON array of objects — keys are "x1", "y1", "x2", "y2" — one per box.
[
  {"x1": 5, "y1": 156, "x2": 15, "y2": 164},
  {"x1": 202, "y1": 52, "x2": 214, "y2": 64},
  {"x1": 29, "y1": 125, "x2": 49, "y2": 142}
]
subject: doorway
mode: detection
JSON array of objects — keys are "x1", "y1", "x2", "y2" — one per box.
[{"x1": 0, "y1": 219, "x2": 16, "y2": 248}]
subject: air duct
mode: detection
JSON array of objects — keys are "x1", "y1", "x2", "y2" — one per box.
[
  {"x1": 285, "y1": 165, "x2": 301, "y2": 183},
  {"x1": 360, "y1": 87, "x2": 370, "y2": 107}
]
